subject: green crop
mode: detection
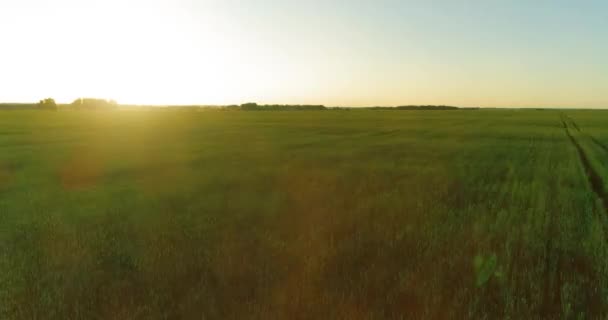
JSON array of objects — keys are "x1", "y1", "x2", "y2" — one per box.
[{"x1": 1, "y1": 109, "x2": 608, "y2": 319}]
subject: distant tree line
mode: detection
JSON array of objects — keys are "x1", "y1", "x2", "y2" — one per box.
[
  {"x1": 0, "y1": 99, "x2": 479, "y2": 111},
  {"x1": 238, "y1": 103, "x2": 327, "y2": 111},
  {"x1": 396, "y1": 105, "x2": 459, "y2": 110},
  {"x1": 0, "y1": 98, "x2": 119, "y2": 111},
  {"x1": 0, "y1": 98, "x2": 58, "y2": 110},
  {"x1": 363, "y1": 105, "x2": 460, "y2": 110},
  {"x1": 71, "y1": 98, "x2": 118, "y2": 110},
  {"x1": 0, "y1": 103, "x2": 39, "y2": 110},
  {"x1": 38, "y1": 98, "x2": 57, "y2": 110}
]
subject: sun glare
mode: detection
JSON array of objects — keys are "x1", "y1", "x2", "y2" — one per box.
[
  {"x1": 1, "y1": 0, "x2": 606, "y2": 107},
  {"x1": 0, "y1": 0, "x2": 268, "y2": 105}
]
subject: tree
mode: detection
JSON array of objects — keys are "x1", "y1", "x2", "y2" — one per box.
[
  {"x1": 71, "y1": 98, "x2": 118, "y2": 110},
  {"x1": 37, "y1": 98, "x2": 57, "y2": 110},
  {"x1": 240, "y1": 102, "x2": 259, "y2": 110}
]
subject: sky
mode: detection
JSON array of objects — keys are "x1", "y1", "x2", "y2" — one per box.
[{"x1": 0, "y1": 0, "x2": 607, "y2": 107}]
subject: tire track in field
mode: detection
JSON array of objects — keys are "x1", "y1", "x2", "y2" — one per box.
[
  {"x1": 540, "y1": 114, "x2": 608, "y2": 316},
  {"x1": 561, "y1": 114, "x2": 608, "y2": 212},
  {"x1": 559, "y1": 115, "x2": 608, "y2": 316},
  {"x1": 566, "y1": 116, "x2": 581, "y2": 133},
  {"x1": 565, "y1": 115, "x2": 608, "y2": 155},
  {"x1": 563, "y1": 114, "x2": 608, "y2": 235}
]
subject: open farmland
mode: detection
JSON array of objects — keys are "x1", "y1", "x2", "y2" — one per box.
[{"x1": 2, "y1": 109, "x2": 608, "y2": 318}]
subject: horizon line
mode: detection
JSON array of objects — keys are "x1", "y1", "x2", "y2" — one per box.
[{"x1": 1, "y1": 101, "x2": 608, "y2": 110}]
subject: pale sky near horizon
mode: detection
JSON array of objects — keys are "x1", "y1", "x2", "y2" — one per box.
[{"x1": 0, "y1": 0, "x2": 607, "y2": 107}]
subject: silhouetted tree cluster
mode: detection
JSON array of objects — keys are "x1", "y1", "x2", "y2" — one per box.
[
  {"x1": 37, "y1": 98, "x2": 57, "y2": 110},
  {"x1": 395, "y1": 105, "x2": 459, "y2": 110},
  {"x1": 224, "y1": 105, "x2": 241, "y2": 110},
  {"x1": 240, "y1": 103, "x2": 259, "y2": 110},
  {"x1": 71, "y1": 98, "x2": 118, "y2": 110},
  {"x1": 239, "y1": 103, "x2": 326, "y2": 111},
  {"x1": 332, "y1": 105, "x2": 466, "y2": 110},
  {"x1": 165, "y1": 106, "x2": 218, "y2": 112}
]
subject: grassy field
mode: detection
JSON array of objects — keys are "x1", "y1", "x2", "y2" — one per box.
[{"x1": 2, "y1": 109, "x2": 608, "y2": 319}]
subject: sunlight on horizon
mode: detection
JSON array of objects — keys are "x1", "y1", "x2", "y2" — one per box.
[{"x1": 0, "y1": 0, "x2": 607, "y2": 107}]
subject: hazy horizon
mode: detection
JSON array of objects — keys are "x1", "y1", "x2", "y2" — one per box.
[
  {"x1": 2, "y1": 100, "x2": 608, "y2": 110},
  {"x1": 1, "y1": 0, "x2": 607, "y2": 108}
]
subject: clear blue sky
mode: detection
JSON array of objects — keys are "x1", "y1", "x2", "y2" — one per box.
[{"x1": 1, "y1": 0, "x2": 607, "y2": 107}]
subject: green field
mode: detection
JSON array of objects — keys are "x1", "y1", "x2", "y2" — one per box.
[{"x1": 2, "y1": 109, "x2": 608, "y2": 319}]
